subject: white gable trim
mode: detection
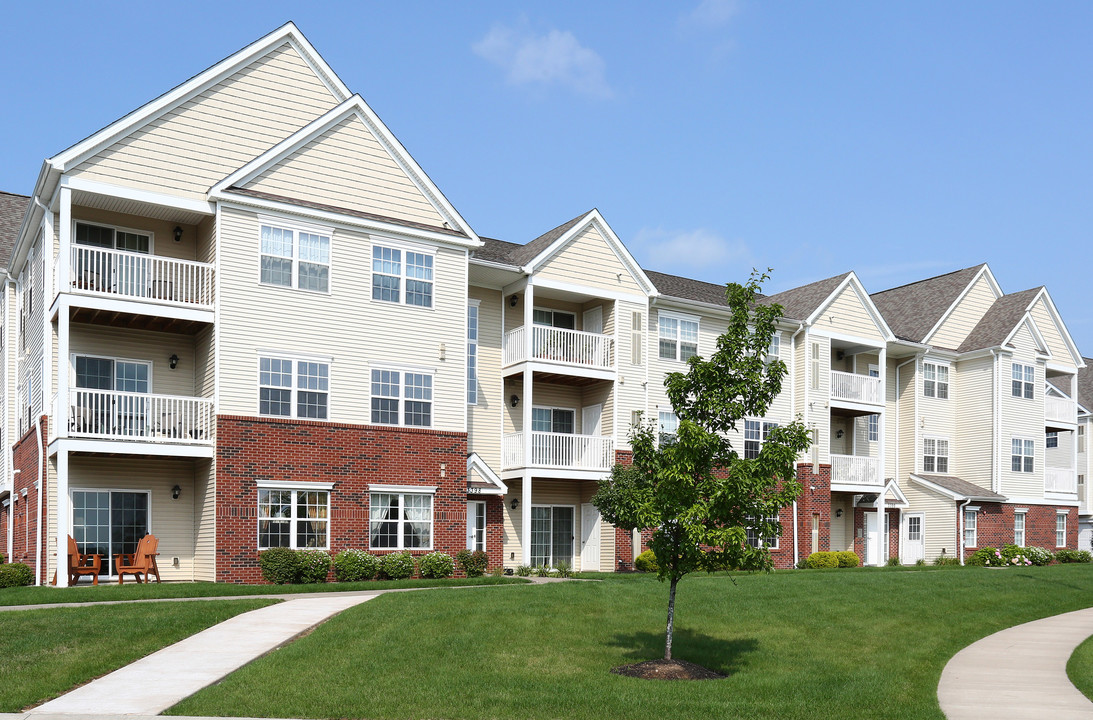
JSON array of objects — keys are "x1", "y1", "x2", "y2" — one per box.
[
  {"x1": 1029, "y1": 289, "x2": 1085, "y2": 369},
  {"x1": 467, "y1": 453, "x2": 507, "y2": 495},
  {"x1": 805, "y1": 272, "x2": 895, "y2": 341},
  {"x1": 922, "y1": 265, "x2": 1002, "y2": 345},
  {"x1": 209, "y1": 95, "x2": 479, "y2": 245},
  {"x1": 50, "y1": 23, "x2": 350, "y2": 172},
  {"x1": 1003, "y1": 314, "x2": 1051, "y2": 358},
  {"x1": 521, "y1": 210, "x2": 657, "y2": 296}
]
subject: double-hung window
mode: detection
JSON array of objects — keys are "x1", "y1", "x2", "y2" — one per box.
[
  {"x1": 371, "y1": 369, "x2": 432, "y2": 427},
  {"x1": 370, "y1": 489, "x2": 433, "y2": 549},
  {"x1": 372, "y1": 244, "x2": 433, "y2": 307},
  {"x1": 746, "y1": 517, "x2": 780, "y2": 549},
  {"x1": 1012, "y1": 363, "x2": 1034, "y2": 399},
  {"x1": 658, "y1": 313, "x2": 698, "y2": 362},
  {"x1": 964, "y1": 509, "x2": 978, "y2": 548},
  {"x1": 658, "y1": 411, "x2": 679, "y2": 445},
  {"x1": 467, "y1": 303, "x2": 479, "y2": 404},
  {"x1": 1056, "y1": 512, "x2": 1068, "y2": 547},
  {"x1": 260, "y1": 224, "x2": 331, "y2": 293},
  {"x1": 1014, "y1": 512, "x2": 1026, "y2": 546},
  {"x1": 1046, "y1": 431, "x2": 1058, "y2": 449},
  {"x1": 923, "y1": 362, "x2": 949, "y2": 399},
  {"x1": 744, "y1": 419, "x2": 778, "y2": 459},
  {"x1": 257, "y1": 486, "x2": 329, "y2": 549},
  {"x1": 1011, "y1": 438, "x2": 1034, "y2": 473},
  {"x1": 868, "y1": 414, "x2": 879, "y2": 442},
  {"x1": 259, "y1": 357, "x2": 329, "y2": 419},
  {"x1": 767, "y1": 334, "x2": 780, "y2": 361},
  {"x1": 923, "y1": 437, "x2": 949, "y2": 473}
]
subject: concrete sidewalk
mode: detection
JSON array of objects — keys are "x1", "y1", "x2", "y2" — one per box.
[
  {"x1": 25, "y1": 593, "x2": 377, "y2": 716},
  {"x1": 938, "y1": 606, "x2": 1093, "y2": 719}
]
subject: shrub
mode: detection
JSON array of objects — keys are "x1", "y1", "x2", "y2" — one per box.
[
  {"x1": 968, "y1": 547, "x2": 1003, "y2": 567},
  {"x1": 1020, "y1": 545, "x2": 1054, "y2": 566},
  {"x1": 379, "y1": 551, "x2": 415, "y2": 580},
  {"x1": 635, "y1": 549, "x2": 658, "y2": 573},
  {"x1": 419, "y1": 552, "x2": 455, "y2": 579},
  {"x1": 835, "y1": 551, "x2": 860, "y2": 568},
  {"x1": 806, "y1": 552, "x2": 840, "y2": 569},
  {"x1": 886, "y1": 556, "x2": 900, "y2": 567},
  {"x1": 554, "y1": 561, "x2": 572, "y2": 578},
  {"x1": 0, "y1": 552, "x2": 6, "y2": 564},
  {"x1": 297, "y1": 550, "x2": 331, "y2": 583},
  {"x1": 515, "y1": 565, "x2": 532, "y2": 577},
  {"x1": 534, "y1": 565, "x2": 553, "y2": 577},
  {"x1": 490, "y1": 566, "x2": 504, "y2": 577},
  {"x1": 259, "y1": 547, "x2": 300, "y2": 584},
  {"x1": 933, "y1": 554, "x2": 960, "y2": 566},
  {"x1": 0, "y1": 562, "x2": 33, "y2": 588},
  {"x1": 456, "y1": 549, "x2": 489, "y2": 578},
  {"x1": 1055, "y1": 549, "x2": 1093, "y2": 563},
  {"x1": 915, "y1": 558, "x2": 926, "y2": 567},
  {"x1": 332, "y1": 549, "x2": 379, "y2": 582},
  {"x1": 795, "y1": 558, "x2": 809, "y2": 569}
]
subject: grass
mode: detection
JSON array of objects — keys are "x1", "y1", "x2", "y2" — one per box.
[
  {"x1": 1067, "y1": 633, "x2": 1093, "y2": 700},
  {"x1": 169, "y1": 564, "x2": 1093, "y2": 720},
  {"x1": 0, "y1": 598, "x2": 275, "y2": 712},
  {"x1": 0, "y1": 575, "x2": 527, "y2": 606}
]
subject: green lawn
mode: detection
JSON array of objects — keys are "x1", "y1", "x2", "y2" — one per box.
[
  {"x1": 0, "y1": 599, "x2": 275, "y2": 712},
  {"x1": 0, "y1": 576, "x2": 527, "y2": 606},
  {"x1": 1067, "y1": 633, "x2": 1093, "y2": 700},
  {"x1": 169, "y1": 565, "x2": 1093, "y2": 720}
]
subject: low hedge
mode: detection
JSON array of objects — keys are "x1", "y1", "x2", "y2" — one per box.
[
  {"x1": 1054, "y1": 548, "x2": 1093, "y2": 564},
  {"x1": 635, "y1": 549, "x2": 658, "y2": 573},
  {"x1": 380, "y1": 551, "x2": 415, "y2": 580},
  {"x1": 419, "y1": 552, "x2": 455, "y2": 579},
  {"x1": 332, "y1": 549, "x2": 380, "y2": 581},
  {"x1": 456, "y1": 549, "x2": 488, "y2": 578},
  {"x1": 0, "y1": 562, "x2": 33, "y2": 588},
  {"x1": 259, "y1": 548, "x2": 331, "y2": 584},
  {"x1": 297, "y1": 549, "x2": 331, "y2": 583},
  {"x1": 836, "y1": 551, "x2": 860, "y2": 568},
  {"x1": 806, "y1": 552, "x2": 840, "y2": 569}
]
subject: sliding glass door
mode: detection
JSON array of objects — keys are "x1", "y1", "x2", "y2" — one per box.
[
  {"x1": 71, "y1": 490, "x2": 149, "y2": 575},
  {"x1": 530, "y1": 505, "x2": 574, "y2": 568}
]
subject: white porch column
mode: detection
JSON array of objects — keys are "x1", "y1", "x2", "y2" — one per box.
[
  {"x1": 521, "y1": 283, "x2": 534, "y2": 566},
  {"x1": 57, "y1": 187, "x2": 71, "y2": 295},
  {"x1": 874, "y1": 492, "x2": 886, "y2": 567},
  {"x1": 521, "y1": 472, "x2": 532, "y2": 566},
  {"x1": 877, "y1": 346, "x2": 886, "y2": 485},
  {"x1": 57, "y1": 301, "x2": 69, "y2": 440},
  {"x1": 55, "y1": 449, "x2": 69, "y2": 587}
]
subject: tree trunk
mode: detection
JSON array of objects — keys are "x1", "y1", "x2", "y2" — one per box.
[{"x1": 664, "y1": 576, "x2": 678, "y2": 660}]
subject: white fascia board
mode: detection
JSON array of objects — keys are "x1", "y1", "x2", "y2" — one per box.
[
  {"x1": 50, "y1": 23, "x2": 350, "y2": 172},
  {"x1": 1035, "y1": 288, "x2": 1085, "y2": 368},
  {"x1": 367, "y1": 484, "x2": 438, "y2": 494},
  {"x1": 256, "y1": 479, "x2": 335, "y2": 491},
  {"x1": 805, "y1": 272, "x2": 896, "y2": 342},
  {"x1": 61, "y1": 176, "x2": 215, "y2": 216},
  {"x1": 48, "y1": 438, "x2": 215, "y2": 459},
  {"x1": 467, "y1": 453, "x2": 507, "y2": 494},
  {"x1": 1002, "y1": 314, "x2": 1051, "y2": 358},
  {"x1": 529, "y1": 276, "x2": 648, "y2": 304},
  {"x1": 884, "y1": 479, "x2": 910, "y2": 507},
  {"x1": 908, "y1": 473, "x2": 1006, "y2": 503},
  {"x1": 922, "y1": 265, "x2": 1001, "y2": 345}
]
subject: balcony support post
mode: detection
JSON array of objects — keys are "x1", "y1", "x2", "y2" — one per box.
[
  {"x1": 874, "y1": 491, "x2": 886, "y2": 567},
  {"x1": 521, "y1": 282, "x2": 534, "y2": 567},
  {"x1": 54, "y1": 449, "x2": 70, "y2": 588},
  {"x1": 521, "y1": 472, "x2": 532, "y2": 566},
  {"x1": 57, "y1": 306, "x2": 69, "y2": 440},
  {"x1": 58, "y1": 187, "x2": 71, "y2": 295},
  {"x1": 877, "y1": 347, "x2": 886, "y2": 488}
]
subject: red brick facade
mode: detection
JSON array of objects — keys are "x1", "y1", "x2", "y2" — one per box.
[
  {"x1": 215, "y1": 416, "x2": 499, "y2": 583},
  {"x1": 962, "y1": 502, "x2": 1078, "y2": 559},
  {"x1": 9, "y1": 418, "x2": 47, "y2": 584}
]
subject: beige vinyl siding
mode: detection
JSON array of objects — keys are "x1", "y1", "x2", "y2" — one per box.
[
  {"x1": 953, "y1": 355, "x2": 994, "y2": 490},
  {"x1": 929, "y1": 274, "x2": 998, "y2": 350},
  {"x1": 71, "y1": 207, "x2": 202, "y2": 262},
  {"x1": 68, "y1": 325, "x2": 197, "y2": 397},
  {"x1": 468, "y1": 287, "x2": 502, "y2": 471},
  {"x1": 20, "y1": 233, "x2": 46, "y2": 436},
  {"x1": 616, "y1": 300, "x2": 648, "y2": 448},
  {"x1": 1046, "y1": 429, "x2": 1074, "y2": 469},
  {"x1": 830, "y1": 417, "x2": 852, "y2": 455},
  {"x1": 905, "y1": 482, "x2": 958, "y2": 563},
  {"x1": 999, "y1": 326, "x2": 1047, "y2": 498},
  {"x1": 806, "y1": 334, "x2": 830, "y2": 464},
  {"x1": 244, "y1": 116, "x2": 445, "y2": 227},
  {"x1": 504, "y1": 296, "x2": 584, "y2": 334},
  {"x1": 818, "y1": 285, "x2": 885, "y2": 343},
  {"x1": 193, "y1": 458, "x2": 216, "y2": 581},
  {"x1": 829, "y1": 497, "x2": 853, "y2": 551},
  {"x1": 535, "y1": 226, "x2": 643, "y2": 295},
  {"x1": 897, "y1": 357, "x2": 916, "y2": 481},
  {"x1": 501, "y1": 479, "x2": 600, "y2": 570},
  {"x1": 216, "y1": 207, "x2": 466, "y2": 429},
  {"x1": 766, "y1": 329, "x2": 793, "y2": 423},
  {"x1": 793, "y1": 331, "x2": 805, "y2": 421},
  {"x1": 72, "y1": 43, "x2": 340, "y2": 202},
  {"x1": 195, "y1": 326, "x2": 215, "y2": 400},
  {"x1": 884, "y1": 358, "x2": 899, "y2": 479},
  {"x1": 1029, "y1": 298, "x2": 1076, "y2": 370},
  {"x1": 505, "y1": 380, "x2": 585, "y2": 434},
  {"x1": 69, "y1": 455, "x2": 200, "y2": 581},
  {"x1": 918, "y1": 358, "x2": 955, "y2": 474}
]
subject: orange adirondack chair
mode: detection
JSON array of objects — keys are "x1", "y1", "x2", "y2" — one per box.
[
  {"x1": 114, "y1": 534, "x2": 161, "y2": 584},
  {"x1": 68, "y1": 535, "x2": 102, "y2": 586}
]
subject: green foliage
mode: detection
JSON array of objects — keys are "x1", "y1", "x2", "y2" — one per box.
[
  {"x1": 806, "y1": 552, "x2": 840, "y2": 569},
  {"x1": 915, "y1": 558, "x2": 926, "y2": 566},
  {"x1": 515, "y1": 565, "x2": 532, "y2": 577},
  {"x1": 534, "y1": 565, "x2": 553, "y2": 577},
  {"x1": 836, "y1": 551, "x2": 860, "y2": 568},
  {"x1": 933, "y1": 554, "x2": 961, "y2": 566},
  {"x1": 0, "y1": 552, "x2": 6, "y2": 564},
  {"x1": 1055, "y1": 549, "x2": 1093, "y2": 564},
  {"x1": 418, "y1": 552, "x2": 455, "y2": 579},
  {"x1": 1002, "y1": 544, "x2": 1053, "y2": 566},
  {"x1": 490, "y1": 566, "x2": 504, "y2": 577},
  {"x1": 332, "y1": 549, "x2": 379, "y2": 581},
  {"x1": 379, "y1": 552, "x2": 415, "y2": 580},
  {"x1": 259, "y1": 547, "x2": 301, "y2": 584},
  {"x1": 296, "y1": 550, "x2": 331, "y2": 583},
  {"x1": 635, "y1": 549, "x2": 659, "y2": 573},
  {"x1": 0, "y1": 562, "x2": 33, "y2": 588},
  {"x1": 456, "y1": 549, "x2": 489, "y2": 578},
  {"x1": 554, "y1": 561, "x2": 572, "y2": 578},
  {"x1": 886, "y1": 556, "x2": 901, "y2": 567}
]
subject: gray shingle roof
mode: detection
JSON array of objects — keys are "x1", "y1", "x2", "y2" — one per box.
[
  {"x1": 643, "y1": 270, "x2": 733, "y2": 309},
  {"x1": 912, "y1": 473, "x2": 1007, "y2": 502},
  {"x1": 0, "y1": 191, "x2": 30, "y2": 267},
  {"x1": 471, "y1": 212, "x2": 590, "y2": 267},
  {"x1": 759, "y1": 272, "x2": 851, "y2": 323},
  {"x1": 956, "y1": 288, "x2": 1041, "y2": 353},
  {"x1": 871, "y1": 264, "x2": 986, "y2": 343},
  {"x1": 1075, "y1": 361, "x2": 1093, "y2": 412}
]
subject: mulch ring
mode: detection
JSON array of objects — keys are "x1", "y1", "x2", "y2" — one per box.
[{"x1": 611, "y1": 658, "x2": 726, "y2": 680}]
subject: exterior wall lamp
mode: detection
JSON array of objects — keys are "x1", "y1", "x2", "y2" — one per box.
[
  {"x1": 835, "y1": 508, "x2": 843, "y2": 518},
  {"x1": 509, "y1": 295, "x2": 518, "y2": 307},
  {"x1": 510, "y1": 394, "x2": 520, "y2": 408},
  {"x1": 169, "y1": 354, "x2": 179, "y2": 370},
  {"x1": 171, "y1": 485, "x2": 182, "y2": 500},
  {"x1": 510, "y1": 498, "x2": 519, "y2": 510},
  {"x1": 173, "y1": 226, "x2": 183, "y2": 243}
]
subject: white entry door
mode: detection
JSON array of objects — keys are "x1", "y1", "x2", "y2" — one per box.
[
  {"x1": 582, "y1": 306, "x2": 603, "y2": 335},
  {"x1": 904, "y1": 513, "x2": 924, "y2": 565},
  {"x1": 467, "y1": 501, "x2": 486, "y2": 552},
  {"x1": 865, "y1": 512, "x2": 878, "y2": 566},
  {"x1": 580, "y1": 404, "x2": 603, "y2": 468},
  {"x1": 580, "y1": 503, "x2": 601, "y2": 571}
]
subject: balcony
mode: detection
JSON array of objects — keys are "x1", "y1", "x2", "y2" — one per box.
[
  {"x1": 1045, "y1": 467, "x2": 1077, "y2": 494},
  {"x1": 830, "y1": 371, "x2": 881, "y2": 406},
  {"x1": 66, "y1": 389, "x2": 214, "y2": 445},
  {"x1": 1045, "y1": 396, "x2": 1077, "y2": 427},
  {"x1": 67, "y1": 246, "x2": 214, "y2": 310},
  {"x1": 503, "y1": 325, "x2": 613, "y2": 372},
  {"x1": 502, "y1": 431, "x2": 615, "y2": 472},
  {"x1": 831, "y1": 454, "x2": 880, "y2": 487}
]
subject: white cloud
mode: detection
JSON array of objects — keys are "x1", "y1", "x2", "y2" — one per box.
[
  {"x1": 473, "y1": 23, "x2": 613, "y2": 99},
  {"x1": 635, "y1": 227, "x2": 752, "y2": 274},
  {"x1": 680, "y1": 0, "x2": 741, "y2": 29}
]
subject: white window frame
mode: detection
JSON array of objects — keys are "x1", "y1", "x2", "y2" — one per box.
[
  {"x1": 530, "y1": 503, "x2": 576, "y2": 568},
  {"x1": 923, "y1": 361, "x2": 949, "y2": 399},
  {"x1": 923, "y1": 436, "x2": 949, "y2": 474},
  {"x1": 1011, "y1": 437, "x2": 1035, "y2": 473},
  {"x1": 467, "y1": 500, "x2": 486, "y2": 552},
  {"x1": 744, "y1": 418, "x2": 779, "y2": 460},
  {"x1": 258, "y1": 220, "x2": 332, "y2": 294},
  {"x1": 658, "y1": 410, "x2": 679, "y2": 444},
  {"x1": 368, "y1": 485, "x2": 436, "y2": 551},
  {"x1": 532, "y1": 307, "x2": 576, "y2": 328},
  {"x1": 1014, "y1": 511, "x2": 1026, "y2": 547},
  {"x1": 370, "y1": 366, "x2": 434, "y2": 427},
  {"x1": 70, "y1": 487, "x2": 154, "y2": 576},
  {"x1": 531, "y1": 406, "x2": 576, "y2": 434},
  {"x1": 1056, "y1": 511, "x2": 1068, "y2": 548},
  {"x1": 72, "y1": 353, "x2": 153, "y2": 393},
  {"x1": 767, "y1": 333, "x2": 781, "y2": 361},
  {"x1": 255, "y1": 483, "x2": 331, "y2": 551},
  {"x1": 1011, "y1": 363, "x2": 1035, "y2": 399},
  {"x1": 371, "y1": 242, "x2": 436, "y2": 308},
  {"x1": 964, "y1": 508, "x2": 978, "y2": 548},
  {"x1": 257, "y1": 354, "x2": 331, "y2": 420},
  {"x1": 467, "y1": 301, "x2": 479, "y2": 405},
  {"x1": 746, "y1": 516, "x2": 780, "y2": 549},
  {"x1": 1046, "y1": 431, "x2": 1058, "y2": 449},
  {"x1": 658, "y1": 311, "x2": 699, "y2": 362},
  {"x1": 74, "y1": 220, "x2": 155, "y2": 253}
]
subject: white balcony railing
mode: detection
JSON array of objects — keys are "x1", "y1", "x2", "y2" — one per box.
[
  {"x1": 69, "y1": 246, "x2": 214, "y2": 309},
  {"x1": 68, "y1": 389, "x2": 214, "y2": 445},
  {"x1": 830, "y1": 371, "x2": 881, "y2": 405},
  {"x1": 503, "y1": 431, "x2": 615, "y2": 472},
  {"x1": 1045, "y1": 467, "x2": 1077, "y2": 494},
  {"x1": 502, "y1": 325, "x2": 613, "y2": 371},
  {"x1": 830, "y1": 454, "x2": 880, "y2": 486},
  {"x1": 1045, "y1": 396, "x2": 1077, "y2": 425}
]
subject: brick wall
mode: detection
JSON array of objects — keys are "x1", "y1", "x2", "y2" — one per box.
[
  {"x1": 789, "y1": 463, "x2": 832, "y2": 567},
  {"x1": 963, "y1": 502, "x2": 1079, "y2": 558},
  {"x1": 10, "y1": 418, "x2": 47, "y2": 584},
  {"x1": 215, "y1": 416, "x2": 493, "y2": 583}
]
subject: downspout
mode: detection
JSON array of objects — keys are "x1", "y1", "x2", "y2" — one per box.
[
  {"x1": 989, "y1": 350, "x2": 1000, "y2": 493},
  {"x1": 792, "y1": 500, "x2": 799, "y2": 568},
  {"x1": 957, "y1": 498, "x2": 971, "y2": 566},
  {"x1": 789, "y1": 322, "x2": 804, "y2": 567},
  {"x1": 34, "y1": 416, "x2": 44, "y2": 585}
]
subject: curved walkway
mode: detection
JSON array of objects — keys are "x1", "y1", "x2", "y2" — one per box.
[{"x1": 938, "y1": 607, "x2": 1093, "y2": 719}]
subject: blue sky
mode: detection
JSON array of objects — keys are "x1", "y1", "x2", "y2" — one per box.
[{"x1": 2, "y1": 2, "x2": 1090, "y2": 352}]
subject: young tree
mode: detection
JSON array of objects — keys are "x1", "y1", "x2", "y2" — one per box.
[{"x1": 593, "y1": 271, "x2": 811, "y2": 661}]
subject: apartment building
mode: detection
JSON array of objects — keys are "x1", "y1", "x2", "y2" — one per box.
[{"x1": 0, "y1": 25, "x2": 1084, "y2": 584}]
